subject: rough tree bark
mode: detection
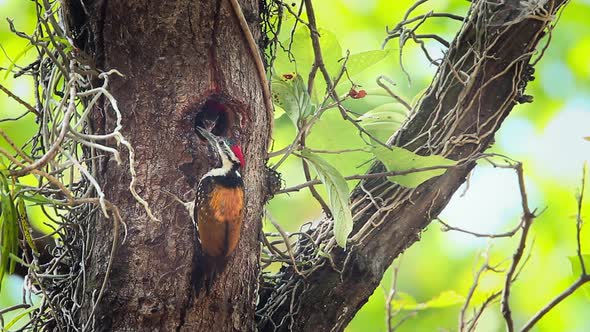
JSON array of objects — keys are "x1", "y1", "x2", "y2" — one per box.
[
  {"x1": 68, "y1": 1, "x2": 270, "y2": 331},
  {"x1": 258, "y1": 0, "x2": 569, "y2": 331}
]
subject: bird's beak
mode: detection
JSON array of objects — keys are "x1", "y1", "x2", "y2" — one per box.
[{"x1": 196, "y1": 126, "x2": 218, "y2": 146}]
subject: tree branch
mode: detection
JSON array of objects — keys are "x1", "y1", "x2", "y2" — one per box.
[
  {"x1": 501, "y1": 163, "x2": 536, "y2": 332},
  {"x1": 258, "y1": 0, "x2": 570, "y2": 331}
]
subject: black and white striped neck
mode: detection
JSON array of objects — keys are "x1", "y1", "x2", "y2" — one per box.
[
  {"x1": 200, "y1": 145, "x2": 242, "y2": 188},
  {"x1": 200, "y1": 166, "x2": 243, "y2": 188}
]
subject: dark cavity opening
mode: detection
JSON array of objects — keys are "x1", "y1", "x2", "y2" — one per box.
[{"x1": 194, "y1": 97, "x2": 233, "y2": 140}]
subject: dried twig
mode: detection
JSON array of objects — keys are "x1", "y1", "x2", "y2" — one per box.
[
  {"x1": 500, "y1": 163, "x2": 536, "y2": 332},
  {"x1": 437, "y1": 217, "x2": 524, "y2": 239}
]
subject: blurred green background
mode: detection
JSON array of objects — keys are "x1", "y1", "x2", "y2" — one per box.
[{"x1": 1, "y1": 0, "x2": 589, "y2": 331}]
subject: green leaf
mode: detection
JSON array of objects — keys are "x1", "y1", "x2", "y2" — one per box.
[
  {"x1": 274, "y1": 28, "x2": 342, "y2": 79},
  {"x1": 3, "y1": 42, "x2": 34, "y2": 79},
  {"x1": 568, "y1": 255, "x2": 590, "y2": 300},
  {"x1": 317, "y1": 249, "x2": 331, "y2": 259},
  {"x1": 273, "y1": 105, "x2": 286, "y2": 119},
  {"x1": 310, "y1": 29, "x2": 342, "y2": 77},
  {"x1": 0, "y1": 174, "x2": 19, "y2": 290},
  {"x1": 273, "y1": 28, "x2": 342, "y2": 103},
  {"x1": 19, "y1": 192, "x2": 59, "y2": 205},
  {"x1": 358, "y1": 103, "x2": 408, "y2": 141},
  {"x1": 17, "y1": 198, "x2": 38, "y2": 256},
  {"x1": 12, "y1": 183, "x2": 61, "y2": 205},
  {"x1": 271, "y1": 74, "x2": 314, "y2": 127},
  {"x1": 344, "y1": 50, "x2": 391, "y2": 78},
  {"x1": 391, "y1": 290, "x2": 465, "y2": 311},
  {"x1": 371, "y1": 146, "x2": 457, "y2": 188},
  {"x1": 4, "y1": 304, "x2": 40, "y2": 330},
  {"x1": 300, "y1": 149, "x2": 353, "y2": 248}
]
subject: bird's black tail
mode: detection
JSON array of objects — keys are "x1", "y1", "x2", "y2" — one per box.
[{"x1": 193, "y1": 253, "x2": 228, "y2": 296}]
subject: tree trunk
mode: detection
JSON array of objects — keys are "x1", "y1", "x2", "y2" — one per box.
[
  {"x1": 257, "y1": 0, "x2": 568, "y2": 331},
  {"x1": 62, "y1": 0, "x2": 570, "y2": 331},
  {"x1": 73, "y1": 1, "x2": 270, "y2": 330}
]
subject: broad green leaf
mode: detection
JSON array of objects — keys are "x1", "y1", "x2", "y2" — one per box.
[
  {"x1": 371, "y1": 146, "x2": 457, "y2": 188},
  {"x1": 300, "y1": 149, "x2": 353, "y2": 248},
  {"x1": 273, "y1": 28, "x2": 342, "y2": 103},
  {"x1": 308, "y1": 29, "x2": 340, "y2": 102},
  {"x1": 358, "y1": 103, "x2": 408, "y2": 141},
  {"x1": 344, "y1": 50, "x2": 391, "y2": 78},
  {"x1": 307, "y1": 29, "x2": 341, "y2": 77},
  {"x1": 390, "y1": 292, "x2": 418, "y2": 308},
  {"x1": 391, "y1": 290, "x2": 465, "y2": 311},
  {"x1": 273, "y1": 105, "x2": 286, "y2": 119},
  {"x1": 274, "y1": 28, "x2": 342, "y2": 79},
  {"x1": 271, "y1": 73, "x2": 314, "y2": 127},
  {"x1": 568, "y1": 255, "x2": 590, "y2": 300}
]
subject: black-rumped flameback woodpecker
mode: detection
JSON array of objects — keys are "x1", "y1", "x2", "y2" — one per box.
[{"x1": 194, "y1": 127, "x2": 245, "y2": 292}]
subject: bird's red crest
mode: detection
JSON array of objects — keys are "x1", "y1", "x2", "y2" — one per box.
[{"x1": 231, "y1": 145, "x2": 245, "y2": 167}]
